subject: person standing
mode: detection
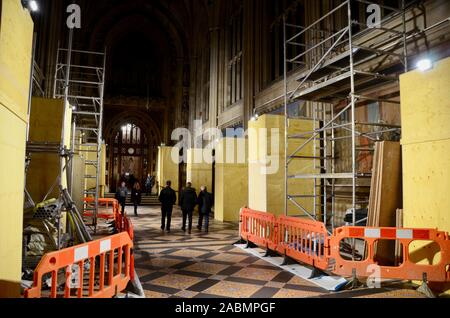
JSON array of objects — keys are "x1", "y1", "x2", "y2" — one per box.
[
  {"x1": 145, "y1": 174, "x2": 154, "y2": 195},
  {"x1": 158, "y1": 180, "x2": 177, "y2": 233},
  {"x1": 131, "y1": 182, "x2": 142, "y2": 216},
  {"x1": 179, "y1": 182, "x2": 197, "y2": 234},
  {"x1": 115, "y1": 181, "x2": 128, "y2": 214},
  {"x1": 197, "y1": 186, "x2": 213, "y2": 233}
]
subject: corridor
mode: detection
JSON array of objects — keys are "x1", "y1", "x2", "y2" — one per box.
[{"x1": 129, "y1": 207, "x2": 426, "y2": 299}]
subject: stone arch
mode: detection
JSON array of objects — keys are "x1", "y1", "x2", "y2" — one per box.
[{"x1": 104, "y1": 110, "x2": 163, "y2": 192}]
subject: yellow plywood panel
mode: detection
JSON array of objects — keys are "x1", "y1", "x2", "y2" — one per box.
[
  {"x1": 403, "y1": 140, "x2": 450, "y2": 294},
  {"x1": 403, "y1": 140, "x2": 450, "y2": 231},
  {"x1": 0, "y1": 107, "x2": 27, "y2": 298},
  {"x1": 72, "y1": 155, "x2": 86, "y2": 213},
  {"x1": 215, "y1": 138, "x2": 248, "y2": 222},
  {"x1": 248, "y1": 115, "x2": 318, "y2": 216},
  {"x1": 400, "y1": 57, "x2": 450, "y2": 145},
  {"x1": 186, "y1": 149, "x2": 213, "y2": 191},
  {"x1": 0, "y1": 2, "x2": 33, "y2": 296},
  {"x1": 157, "y1": 146, "x2": 179, "y2": 198},
  {"x1": 0, "y1": 0, "x2": 34, "y2": 122},
  {"x1": 27, "y1": 98, "x2": 72, "y2": 202},
  {"x1": 81, "y1": 142, "x2": 106, "y2": 196}
]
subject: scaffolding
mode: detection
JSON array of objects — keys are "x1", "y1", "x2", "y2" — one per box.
[
  {"x1": 53, "y1": 29, "x2": 107, "y2": 233},
  {"x1": 283, "y1": 0, "x2": 412, "y2": 233}
]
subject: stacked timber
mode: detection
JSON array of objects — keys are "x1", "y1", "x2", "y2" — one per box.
[{"x1": 367, "y1": 141, "x2": 403, "y2": 265}]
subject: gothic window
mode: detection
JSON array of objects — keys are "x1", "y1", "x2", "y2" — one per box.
[
  {"x1": 263, "y1": 0, "x2": 305, "y2": 87},
  {"x1": 226, "y1": 1, "x2": 244, "y2": 107},
  {"x1": 203, "y1": 45, "x2": 211, "y2": 123}
]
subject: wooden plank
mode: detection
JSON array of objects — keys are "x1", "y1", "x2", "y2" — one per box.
[
  {"x1": 395, "y1": 209, "x2": 404, "y2": 266},
  {"x1": 374, "y1": 141, "x2": 403, "y2": 265}
]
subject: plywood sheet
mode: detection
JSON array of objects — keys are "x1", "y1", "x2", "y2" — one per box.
[
  {"x1": 400, "y1": 57, "x2": 450, "y2": 145},
  {"x1": 0, "y1": 0, "x2": 34, "y2": 122},
  {"x1": 248, "y1": 114, "x2": 318, "y2": 216},
  {"x1": 215, "y1": 138, "x2": 248, "y2": 222},
  {"x1": 157, "y1": 146, "x2": 179, "y2": 199}
]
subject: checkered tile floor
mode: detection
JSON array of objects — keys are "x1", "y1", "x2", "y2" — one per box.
[{"x1": 128, "y1": 206, "x2": 426, "y2": 298}]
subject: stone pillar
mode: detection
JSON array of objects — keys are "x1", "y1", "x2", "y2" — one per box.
[{"x1": 208, "y1": 27, "x2": 220, "y2": 130}]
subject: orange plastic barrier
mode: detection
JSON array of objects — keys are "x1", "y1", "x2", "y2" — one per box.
[
  {"x1": 276, "y1": 216, "x2": 330, "y2": 271},
  {"x1": 240, "y1": 209, "x2": 450, "y2": 284},
  {"x1": 123, "y1": 216, "x2": 135, "y2": 281},
  {"x1": 84, "y1": 198, "x2": 125, "y2": 232},
  {"x1": 240, "y1": 208, "x2": 278, "y2": 250},
  {"x1": 24, "y1": 232, "x2": 133, "y2": 298},
  {"x1": 329, "y1": 226, "x2": 450, "y2": 282},
  {"x1": 83, "y1": 198, "x2": 119, "y2": 221}
]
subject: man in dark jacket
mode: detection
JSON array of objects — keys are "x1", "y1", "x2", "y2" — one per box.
[
  {"x1": 115, "y1": 181, "x2": 128, "y2": 214},
  {"x1": 197, "y1": 186, "x2": 213, "y2": 233},
  {"x1": 158, "y1": 180, "x2": 177, "y2": 233},
  {"x1": 179, "y1": 182, "x2": 198, "y2": 234}
]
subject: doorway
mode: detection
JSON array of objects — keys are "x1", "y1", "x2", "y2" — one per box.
[{"x1": 109, "y1": 123, "x2": 151, "y2": 192}]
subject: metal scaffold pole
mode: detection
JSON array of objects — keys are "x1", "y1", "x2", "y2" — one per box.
[{"x1": 283, "y1": 14, "x2": 289, "y2": 217}]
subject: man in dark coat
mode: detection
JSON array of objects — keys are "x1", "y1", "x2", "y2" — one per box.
[
  {"x1": 115, "y1": 181, "x2": 128, "y2": 214},
  {"x1": 197, "y1": 186, "x2": 213, "y2": 233},
  {"x1": 179, "y1": 182, "x2": 198, "y2": 234},
  {"x1": 158, "y1": 180, "x2": 177, "y2": 233}
]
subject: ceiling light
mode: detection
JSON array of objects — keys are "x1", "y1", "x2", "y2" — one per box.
[
  {"x1": 29, "y1": 0, "x2": 39, "y2": 12},
  {"x1": 416, "y1": 58, "x2": 433, "y2": 72}
]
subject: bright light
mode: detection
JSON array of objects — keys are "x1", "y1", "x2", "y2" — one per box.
[
  {"x1": 29, "y1": 0, "x2": 39, "y2": 12},
  {"x1": 416, "y1": 59, "x2": 433, "y2": 72}
]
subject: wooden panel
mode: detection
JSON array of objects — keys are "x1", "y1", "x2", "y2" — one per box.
[
  {"x1": 157, "y1": 146, "x2": 179, "y2": 200},
  {"x1": 0, "y1": 0, "x2": 34, "y2": 122},
  {"x1": 0, "y1": 0, "x2": 33, "y2": 297},
  {"x1": 248, "y1": 114, "x2": 317, "y2": 216},
  {"x1": 400, "y1": 56, "x2": 450, "y2": 145},
  {"x1": 367, "y1": 141, "x2": 402, "y2": 265}
]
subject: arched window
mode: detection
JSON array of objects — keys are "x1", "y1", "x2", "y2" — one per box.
[{"x1": 226, "y1": 0, "x2": 244, "y2": 107}]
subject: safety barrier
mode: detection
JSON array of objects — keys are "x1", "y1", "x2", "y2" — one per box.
[
  {"x1": 276, "y1": 216, "x2": 330, "y2": 271},
  {"x1": 240, "y1": 208, "x2": 278, "y2": 251},
  {"x1": 83, "y1": 198, "x2": 119, "y2": 221},
  {"x1": 330, "y1": 226, "x2": 450, "y2": 282},
  {"x1": 240, "y1": 209, "x2": 450, "y2": 284},
  {"x1": 84, "y1": 198, "x2": 125, "y2": 232},
  {"x1": 24, "y1": 232, "x2": 133, "y2": 298},
  {"x1": 123, "y1": 216, "x2": 135, "y2": 281}
]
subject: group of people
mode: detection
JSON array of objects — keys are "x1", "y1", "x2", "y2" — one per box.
[
  {"x1": 115, "y1": 174, "x2": 156, "y2": 217},
  {"x1": 159, "y1": 181, "x2": 213, "y2": 234},
  {"x1": 115, "y1": 177, "x2": 213, "y2": 234},
  {"x1": 115, "y1": 181, "x2": 143, "y2": 216}
]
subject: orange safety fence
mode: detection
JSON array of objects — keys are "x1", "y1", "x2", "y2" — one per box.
[
  {"x1": 240, "y1": 208, "x2": 278, "y2": 251},
  {"x1": 24, "y1": 232, "x2": 133, "y2": 298},
  {"x1": 123, "y1": 216, "x2": 135, "y2": 281},
  {"x1": 84, "y1": 198, "x2": 125, "y2": 232},
  {"x1": 329, "y1": 226, "x2": 450, "y2": 282},
  {"x1": 240, "y1": 208, "x2": 450, "y2": 283},
  {"x1": 276, "y1": 216, "x2": 330, "y2": 271},
  {"x1": 83, "y1": 198, "x2": 119, "y2": 221}
]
